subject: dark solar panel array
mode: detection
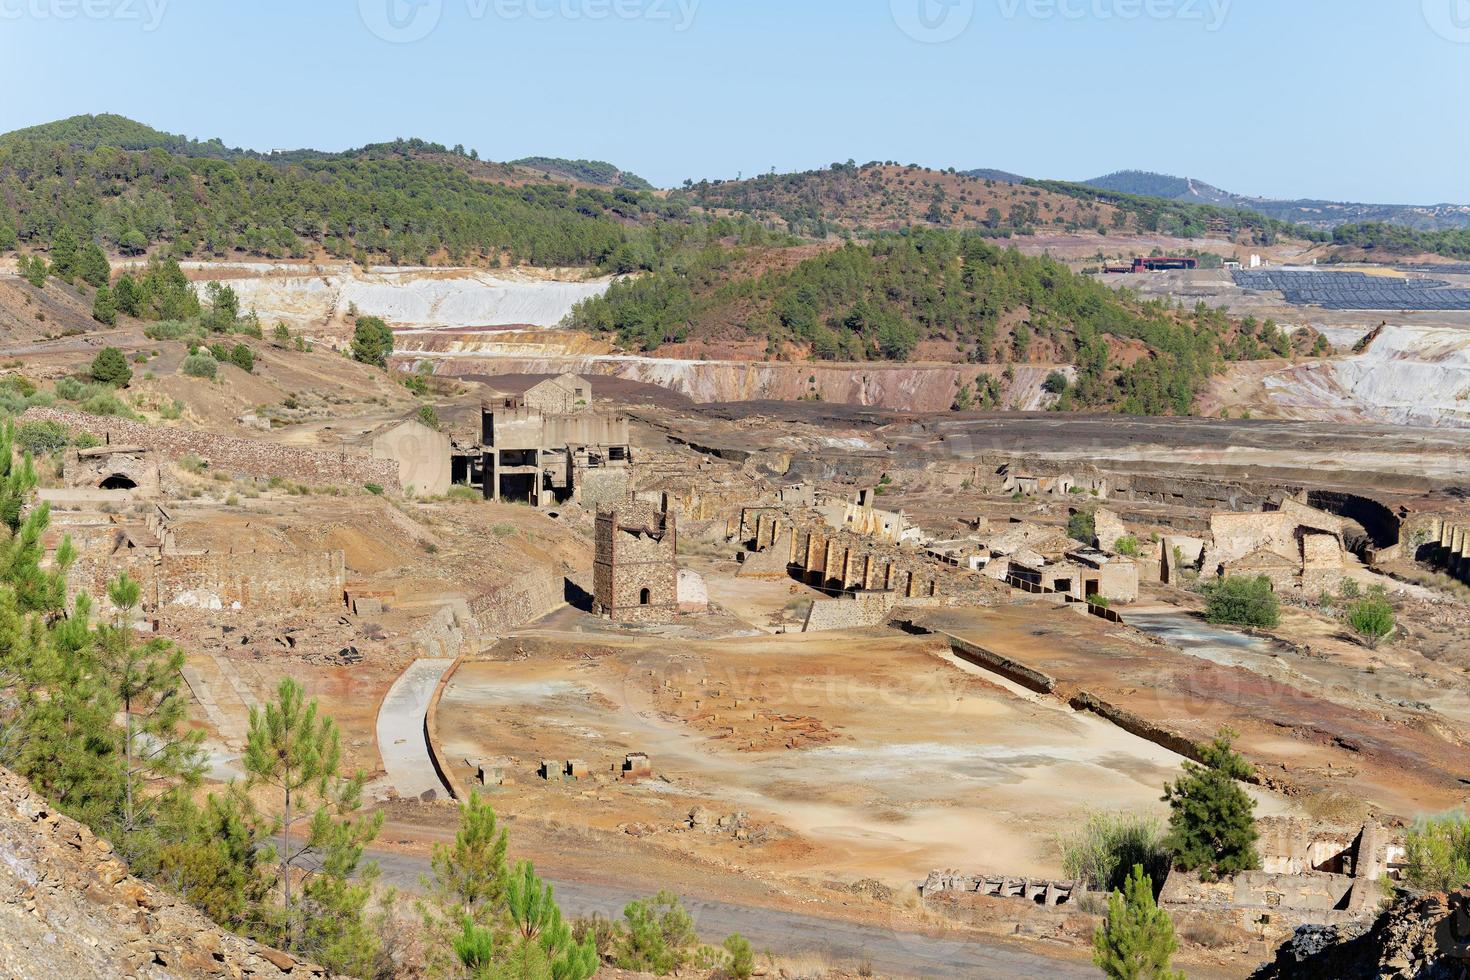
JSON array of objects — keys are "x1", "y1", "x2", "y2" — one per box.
[{"x1": 1231, "y1": 270, "x2": 1470, "y2": 310}]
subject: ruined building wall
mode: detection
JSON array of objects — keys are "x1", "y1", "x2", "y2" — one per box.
[
  {"x1": 579, "y1": 468, "x2": 630, "y2": 510},
  {"x1": 1426, "y1": 517, "x2": 1470, "y2": 585},
  {"x1": 26, "y1": 408, "x2": 400, "y2": 490},
  {"x1": 70, "y1": 548, "x2": 346, "y2": 615},
  {"x1": 1300, "y1": 533, "x2": 1346, "y2": 594}
]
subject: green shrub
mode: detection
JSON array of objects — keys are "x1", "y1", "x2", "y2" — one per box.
[
  {"x1": 182, "y1": 353, "x2": 218, "y2": 379},
  {"x1": 446, "y1": 486, "x2": 482, "y2": 503},
  {"x1": 1043, "y1": 370, "x2": 1070, "y2": 395},
  {"x1": 723, "y1": 934, "x2": 755, "y2": 980},
  {"x1": 1203, "y1": 576, "x2": 1281, "y2": 628},
  {"x1": 89, "y1": 347, "x2": 132, "y2": 387},
  {"x1": 1093, "y1": 866, "x2": 1183, "y2": 980},
  {"x1": 14, "y1": 419, "x2": 69, "y2": 457},
  {"x1": 1404, "y1": 813, "x2": 1470, "y2": 892},
  {"x1": 144, "y1": 320, "x2": 205, "y2": 342},
  {"x1": 1115, "y1": 535, "x2": 1140, "y2": 557},
  {"x1": 207, "y1": 342, "x2": 230, "y2": 363},
  {"x1": 228, "y1": 344, "x2": 255, "y2": 373},
  {"x1": 1068, "y1": 509, "x2": 1096, "y2": 544},
  {"x1": 1347, "y1": 596, "x2": 1395, "y2": 649},
  {"x1": 363, "y1": 483, "x2": 385, "y2": 496},
  {"x1": 417, "y1": 405, "x2": 440, "y2": 430},
  {"x1": 1059, "y1": 811, "x2": 1170, "y2": 894}
]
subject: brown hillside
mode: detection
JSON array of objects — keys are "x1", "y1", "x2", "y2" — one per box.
[
  {"x1": 0, "y1": 766, "x2": 331, "y2": 979},
  {"x1": 676, "y1": 163, "x2": 1130, "y2": 234}
]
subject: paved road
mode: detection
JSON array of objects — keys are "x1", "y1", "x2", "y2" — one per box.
[
  {"x1": 375, "y1": 659, "x2": 454, "y2": 799},
  {"x1": 367, "y1": 847, "x2": 1097, "y2": 979}
]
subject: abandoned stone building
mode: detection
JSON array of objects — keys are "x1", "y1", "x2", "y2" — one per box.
[
  {"x1": 361, "y1": 417, "x2": 453, "y2": 497},
  {"x1": 44, "y1": 498, "x2": 346, "y2": 619},
  {"x1": 1204, "y1": 498, "x2": 1347, "y2": 593},
  {"x1": 593, "y1": 503, "x2": 680, "y2": 624},
  {"x1": 1161, "y1": 819, "x2": 1404, "y2": 942},
  {"x1": 1423, "y1": 513, "x2": 1470, "y2": 586},
  {"x1": 450, "y1": 380, "x2": 633, "y2": 508},
  {"x1": 814, "y1": 488, "x2": 918, "y2": 545},
  {"x1": 64, "y1": 444, "x2": 162, "y2": 496},
  {"x1": 1008, "y1": 547, "x2": 1140, "y2": 605},
  {"x1": 520, "y1": 374, "x2": 593, "y2": 414}
]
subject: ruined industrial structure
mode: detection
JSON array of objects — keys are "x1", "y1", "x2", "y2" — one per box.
[
  {"x1": 593, "y1": 502, "x2": 680, "y2": 624},
  {"x1": 449, "y1": 377, "x2": 633, "y2": 508}
]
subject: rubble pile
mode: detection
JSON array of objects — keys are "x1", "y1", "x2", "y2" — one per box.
[{"x1": 1253, "y1": 888, "x2": 1470, "y2": 979}]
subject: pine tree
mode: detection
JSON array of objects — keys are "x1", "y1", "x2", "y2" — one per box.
[
  {"x1": 90, "y1": 346, "x2": 132, "y2": 386},
  {"x1": 157, "y1": 785, "x2": 273, "y2": 932},
  {"x1": 92, "y1": 283, "x2": 118, "y2": 325},
  {"x1": 244, "y1": 678, "x2": 384, "y2": 971},
  {"x1": 78, "y1": 240, "x2": 111, "y2": 288},
  {"x1": 351, "y1": 316, "x2": 395, "y2": 368},
  {"x1": 50, "y1": 227, "x2": 80, "y2": 282},
  {"x1": 1162, "y1": 729, "x2": 1261, "y2": 880},
  {"x1": 505, "y1": 861, "x2": 598, "y2": 980},
  {"x1": 0, "y1": 420, "x2": 39, "y2": 532},
  {"x1": 1093, "y1": 865, "x2": 1184, "y2": 980},
  {"x1": 114, "y1": 273, "x2": 143, "y2": 317},
  {"x1": 95, "y1": 574, "x2": 204, "y2": 856},
  {"x1": 421, "y1": 791, "x2": 510, "y2": 973}
]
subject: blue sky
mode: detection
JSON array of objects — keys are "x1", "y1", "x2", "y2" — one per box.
[{"x1": 2, "y1": 0, "x2": 1466, "y2": 202}]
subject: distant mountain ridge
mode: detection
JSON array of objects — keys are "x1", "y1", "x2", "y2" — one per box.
[
  {"x1": 1084, "y1": 169, "x2": 1470, "y2": 232},
  {"x1": 0, "y1": 114, "x2": 652, "y2": 190}
]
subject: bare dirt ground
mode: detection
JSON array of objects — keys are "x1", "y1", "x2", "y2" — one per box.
[
  {"x1": 911, "y1": 603, "x2": 1470, "y2": 821},
  {"x1": 433, "y1": 629, "x2": 1287, "y2": 888}
]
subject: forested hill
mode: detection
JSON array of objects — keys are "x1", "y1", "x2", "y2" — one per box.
[
  {"x1": 566, "y1": 230, "x2": 1314, "y2": 415},
  {"x1": 673, "y1": 161, "x2": 1130, "y2": 238},
  {"x1": 0, "y1": 113, "x2": 246, "y2": 158},
  {"x1": 0, "y1": 118, "x2": 758, "y2": 269},
  {"x1": 511, "y1": 157, "x2": 653, "y2": 190}
]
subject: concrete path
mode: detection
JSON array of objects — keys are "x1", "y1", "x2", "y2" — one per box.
[
  {"x1": 365, "y1": 846, "x2": 1098, "y2": 979},
  {"x1": 376, "y1": 659, "x2": 455, "y2": 799}
]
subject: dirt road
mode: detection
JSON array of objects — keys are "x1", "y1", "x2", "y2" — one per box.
[{"x1": 365, "y1": 846, "x2": 1098, "y2": 979}]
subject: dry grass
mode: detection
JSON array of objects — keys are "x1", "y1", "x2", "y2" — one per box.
[{"x1": 1179, "y1": 918, "x2": 1237, "y2": 950}]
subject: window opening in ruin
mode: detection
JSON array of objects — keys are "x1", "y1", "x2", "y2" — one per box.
[
  {"x1": 1054, "y1": 578, "x2": 1073, "y2": 595},
  {"x1": 639, "y1": 588, "x2": 652, "y2": 606},
  {"x1": 100, "y1": 474, "x2": 138, "y2": 491}
]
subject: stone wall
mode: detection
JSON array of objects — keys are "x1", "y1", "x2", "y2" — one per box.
[
  {"x1": 23, "y1": 408, "x2": 401, "y2": 490},
  {"x1": 1301, "y1": 533, "x2": 1346, "y2": 594},
  {"x1": 468, "y1": 569, "x2": 566, "y2": 634},
  {"x1": 803, "y1": 591, "x2": 899, "y2": 633},
  {"x1": 580, "y1": 468, "x2": 630, "y2": 511}
]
